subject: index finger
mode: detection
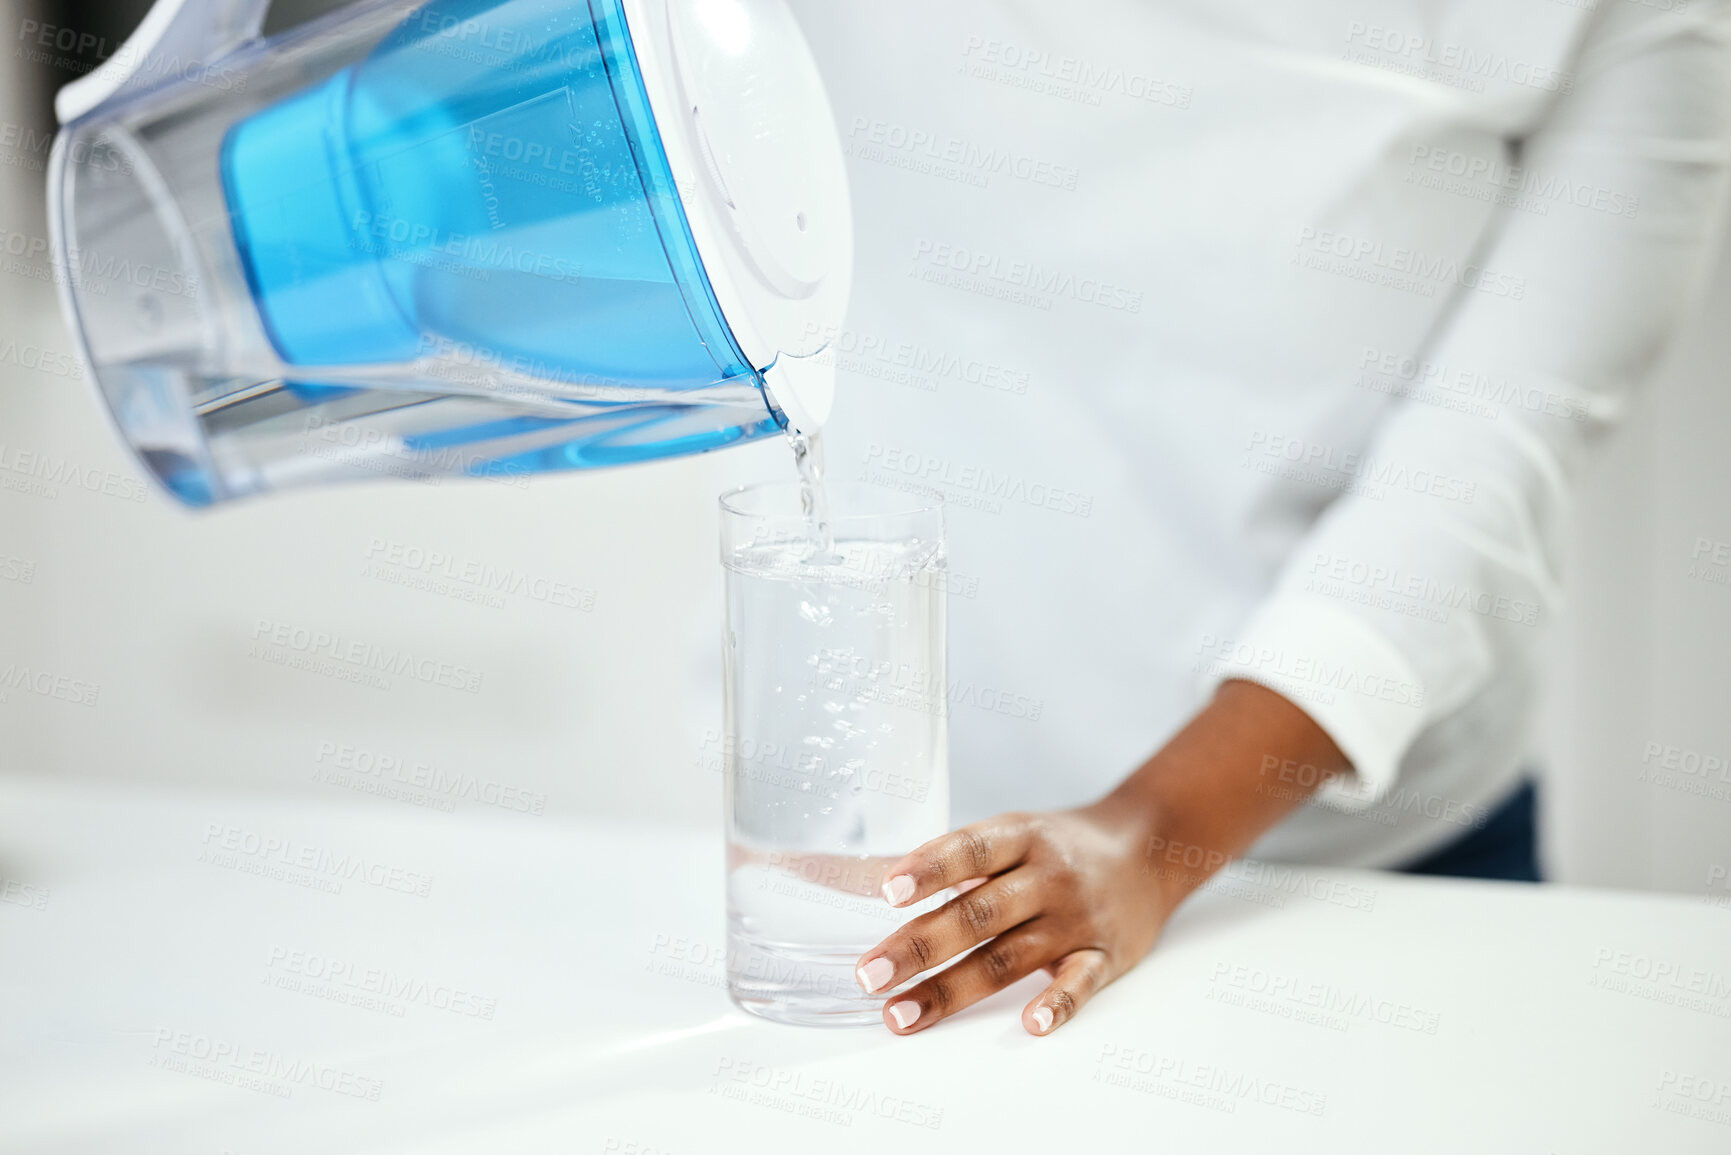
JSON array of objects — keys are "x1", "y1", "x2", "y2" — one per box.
[{"x1": 881, "y1": 814, "x2": 1036, "y2": 908}]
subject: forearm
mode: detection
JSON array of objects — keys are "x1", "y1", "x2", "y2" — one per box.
[{"x1": 1097, "y1": 679, "x2": 1351, "y2": 907}]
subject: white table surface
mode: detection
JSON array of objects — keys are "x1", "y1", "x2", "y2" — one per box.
[{"x1": 2, "y1": 776, "x2": 1728, "y2": 1154}]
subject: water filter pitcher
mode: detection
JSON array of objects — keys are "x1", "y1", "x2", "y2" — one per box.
[{"x1": 47, "y1": 0, "x2": 851, "y2": 505}]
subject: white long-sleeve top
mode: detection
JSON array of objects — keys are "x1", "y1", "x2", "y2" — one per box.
[{"x1": 783, "y1": 0, "x2": 1731, "y2": 865}]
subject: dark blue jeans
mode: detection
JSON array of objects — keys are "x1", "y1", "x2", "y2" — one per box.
[{"x1": 1397, "y1": 779, "x2": 1543, "y2": 882}]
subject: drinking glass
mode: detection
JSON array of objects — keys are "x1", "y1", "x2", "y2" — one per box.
[{"x1": 718, "y1": 482, "x2": 949, "y2": 1025}]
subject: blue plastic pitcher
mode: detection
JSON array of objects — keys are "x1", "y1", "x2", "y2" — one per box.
[{"x1": 47, "y1": 0, "x2": 850, "y2": 505}]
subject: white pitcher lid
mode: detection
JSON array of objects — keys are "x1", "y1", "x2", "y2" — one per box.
[{"x1": 623, "y1": 0, "x2": 851, "y2": 429}]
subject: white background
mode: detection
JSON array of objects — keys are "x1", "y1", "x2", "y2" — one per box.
[{"x1": 0, "y1": 33, "x2": 1726, "y2": 898}]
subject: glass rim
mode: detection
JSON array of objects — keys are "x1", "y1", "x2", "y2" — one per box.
[{"x1": 717, "y1": 480, "x2": 945, "y2": 523}]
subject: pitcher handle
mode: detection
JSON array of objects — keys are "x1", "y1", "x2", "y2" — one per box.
[{"x1": 55, "y1": 0, "x2": 272, "y2": 124}]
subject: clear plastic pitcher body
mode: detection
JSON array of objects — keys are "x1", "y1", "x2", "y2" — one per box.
[{"x1": 49, "y1": 0, "x2": 850, "y2": 506}]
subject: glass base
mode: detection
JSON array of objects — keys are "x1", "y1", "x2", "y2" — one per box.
[{"x1": 726, "y1": 929, "x2": 886, "y2": 1027}]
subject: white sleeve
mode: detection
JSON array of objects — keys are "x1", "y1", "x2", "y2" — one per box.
[{"x1": 1202, "y1": 0, "x2": 1731, "y2": 808}]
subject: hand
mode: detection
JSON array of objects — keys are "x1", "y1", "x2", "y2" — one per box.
[
  {"x1": 852, "y1": 679, "x2": 1350, "y2": 1036},
  {"x1": 852, "y1": 802, "x2": 1172, "y2": 1037}
]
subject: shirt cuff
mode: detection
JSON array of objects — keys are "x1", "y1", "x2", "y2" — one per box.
[{"x1": 1195, "y1": 595, "x2": 1431, "y2": 809}]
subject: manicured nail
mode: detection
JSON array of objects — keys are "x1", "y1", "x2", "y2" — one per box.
[
  {"x1": 882, "y1": 874, "x2": 916, "y2": 906},
  {"x1": 857, "y1": 957, "x2": 895, "y2": 994},
  {"x1": 1032, "y1": 1005, "x2": 1054, "y2": 1034},
  {"x1": 887, "y1": 1000, "x2": 921, "y2": 1030}
]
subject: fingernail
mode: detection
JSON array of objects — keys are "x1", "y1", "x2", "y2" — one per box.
[
  {"x1": 887, "y1": 1000, "x2": 921, "y2": 1030},
  {"x1": 882, "y1": 874, "x2": 916, "y2": 906},
  {"x1": 1032, "y1": 1005, "x2": 1054, "y2": 1034},
  {"x1": 856, "y1": 957, "x2": 895, "y2": 994}
]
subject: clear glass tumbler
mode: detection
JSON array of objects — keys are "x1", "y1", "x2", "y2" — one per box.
[{"x1": 719, "y1": 482, "x2": 950, "y2": 1026}]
